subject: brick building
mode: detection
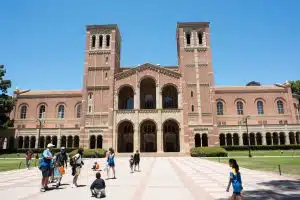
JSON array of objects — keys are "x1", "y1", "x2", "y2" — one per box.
[{"x1": 2, "y1": 22, "x2": 300, "y2": 153}]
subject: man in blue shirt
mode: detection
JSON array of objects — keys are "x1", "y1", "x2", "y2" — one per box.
[{"x1": 40, "y1": 143, "x2": 54, "y2": 192}]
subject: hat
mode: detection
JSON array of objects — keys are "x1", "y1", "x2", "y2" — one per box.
[
  {"x1": 47, "y1": 143, "x2": 55, "y2": 148},
  {"x1": 61, "y1": 146, "x2": 65, "y2": 150}
]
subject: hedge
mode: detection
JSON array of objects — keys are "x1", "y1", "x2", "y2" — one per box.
[
  {"x1": 190, "y1": 146, "x2": 228, "y2": 157},
  {"x1": 69, "y1": 148, "x2": 107, "y2": 158},
  {"x1": 224, "y1": 145, "x2": 300, "y2": 151}
]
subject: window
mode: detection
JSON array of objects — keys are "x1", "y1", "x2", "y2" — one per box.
[
  {"x1": 185, "y1": 32, "x2": 191, "y2": 46},
  {"x1": 88, "y1": 105, "x2": 92, "y2": 113},
  {"x1": 197, "y1": 32, "x2": 203, "y2": 45},
  {"x1": 105, "y1": 56, "x2": 108, "y2": 63},
  {"x1": 91, "y1": 35, "x2": 96, "y2": 48},
  {"x1": 106, "y1": 35, "x2": 110, "y2": 47},
  {"x1": 76, "y1": 104, "x2": 81, "y2": 118},
  {"x1": 20, "y1": 105, "x2": 27, "y2": 119},
  {"x1": 191, "y1": 91, "x2": 193, "y2": 97},
  {"x1": 99, "y1": 35, "x2": 103, "y2": 48},
  {"x1": 217, "y1": 101, "x2": 224, "y2": 115},
  {"x1": 257, "y1": 100, "x2": 264, "y2": 115},
  {"x1": 58, "y1": 105, "x2": 65, "y2": 118},
  {"x1": 39, "y1": 105, "x2": 46, "y2": 119},
  {"x1": 88, "y1": 93, "x2": 93, "y2": 100},
  {"x1": 277, "y1": 100, "x2": 284, "y2": 114},
  {"x1": 105, "y1": 72, "x2": 108, "y2": 78},
  {"x1": 236, "y1": 101, "x2": 244, "y2": 115},
  {"x1": 191, "y1": 105, "x2": 194, "y2": 112}
]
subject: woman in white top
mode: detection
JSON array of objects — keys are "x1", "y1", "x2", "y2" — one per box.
[{"x1": 71, "y1": 148, "x2": 84, "y2": 188}]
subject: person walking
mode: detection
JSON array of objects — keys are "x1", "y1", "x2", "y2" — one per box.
[
  {"x1": 107, "y1": 148, "x2": 116, "y2": 179},
  {"x1": 71, "y1": 148, "x2": 84, "y2": 188},
  {"x1": 25, "y1": 149, "x2": 33, "y2": 170},
  {"x1": 54, "y1": 147, "x2": 68, "y2": 187},
  {"x1": 39, "y1": 143, "x2": 55, "y2": 192},
  {"x1": 133, "y1": 150, "x2": 140, "y2": 171},
  {"x1": 226, "y1": 159, "x2": 243, "y2": 200}
]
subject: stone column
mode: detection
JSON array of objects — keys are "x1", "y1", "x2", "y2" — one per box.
[
  {"x1": 285, "y1": 133, "x2": 290, "y2": 145},
  {"x1": 135, "y1": 87, "x2": 140, "y2": 109},
  {"x1": 178, "y1": 91, "x2": 182, "y2": 109},
  {"x1": 156, "y1": 85, "x2": 161, "y2": 109},
  {"x1": 239, "y1": 134, "x2": 243, "y2": 146},
  {"x1": 157, "y1": 127, "x2": 162, "y2": 153},
  {"x1": 262, "y1": 133, "x2": 266, "y2": 145},
  {"x1": 35, "y1": 129, "x2": 39, "y2": 148},
  {"x1": 57, "y1": 128, "x2": 61, "y2": 148}
]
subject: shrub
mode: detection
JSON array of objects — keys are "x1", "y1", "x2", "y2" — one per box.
[
  {"x1": 0, "y1": 148, "x2": 76, "y2": 155},
  {"x1": 224, "y1": 145, "x2": 300, "y2": 151},
  {"x1": 69, "y1": 148, "x2": 107, "y2": 158},
  {"x1": 190, "y1": 146, "x2": 228, "y2": 157}
]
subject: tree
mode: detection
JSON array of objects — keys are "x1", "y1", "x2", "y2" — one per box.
[
  {"x1": 246, "y1": 81, "x2": 261, "y2": 86},
  {"x1": 0, "y1": 65, "x2": 15, "y2": 128},
  {"x1": 289, "y1": 80, "x2": 300, "y2": 95}
]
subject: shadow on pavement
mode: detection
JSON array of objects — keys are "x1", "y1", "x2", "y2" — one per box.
[
  {"x1": 77, "y1": 184, "x2": 87, "y2": 188},
  {"x1": 217, "y1": 179, "x2": 300, "y2": 200}
]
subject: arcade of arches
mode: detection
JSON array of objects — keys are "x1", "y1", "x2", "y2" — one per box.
[{"x1": 219, "y1": 132, "x2": 300, "y2": 146}]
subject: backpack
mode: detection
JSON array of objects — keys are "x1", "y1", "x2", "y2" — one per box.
[{"x1": 70, "y1": 154, "x2": 80, "y2": 166}]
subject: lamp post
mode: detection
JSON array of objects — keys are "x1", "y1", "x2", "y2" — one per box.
[
  {"x1": 242, "y1": 115, "x2": 252, "y2": 158},
  {"x1": 36, "y1": 114, "x2": 45, "y2": 159}
]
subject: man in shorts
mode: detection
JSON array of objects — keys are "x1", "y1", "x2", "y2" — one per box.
[{"x1": 40, "y1": 143, "x2": 54, "y2": 192}]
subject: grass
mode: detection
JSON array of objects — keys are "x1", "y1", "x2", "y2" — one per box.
[
  {"x1": 0, "y1": 159, "x2": 38, "y2": 172},
  {"x1": 205, "y1": 150, "x2": 300, "y2": 176}
]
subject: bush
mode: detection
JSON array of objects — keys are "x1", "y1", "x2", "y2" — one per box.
[
  {"x1": 190, "y1": 146, "x2": 228, "y2": 157},
  {"x1": 0, "y1": 148, "x2": 76, "y2": 156},
  {"x1": 224, "y1": 145, "x2": 300, "y2": 151},
  {"x1": 69, "y1": 148, "x2": 107, "y2": 158}
]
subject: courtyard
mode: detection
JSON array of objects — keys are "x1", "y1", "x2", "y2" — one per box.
[{"x1": 0, "y1": 157, "x2": 299, "y2": 200}]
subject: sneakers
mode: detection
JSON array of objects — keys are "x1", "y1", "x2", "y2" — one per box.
[
  {"x1": 71, "y1": 184, "x2": 76, "y2": 188},
  {"x1": 40, "y1": 188, "x2": 46, "y2": 192},
  {"x1": 96, "y1": 193, "x2": 101, "y2": 198}
]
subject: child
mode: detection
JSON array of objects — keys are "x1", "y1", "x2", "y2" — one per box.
[
  {"x1": 92, "y1": 162, "x2": 100, "y2": 171},
  {"x1": 129, "y1": 155, "x2": 134, "y2": 173},
  {"x1": 226, "y1": 159, "x2": 243, "y2": 200},
  {"x1": 53, "y1": 162, "x2": 62, "y2": 188},
  {"x1": 90, "y1": 172, "x2": 106, "y2": 198},
  {"x1": 133, "y1": 150, "x2": 140, "y2": 171}
]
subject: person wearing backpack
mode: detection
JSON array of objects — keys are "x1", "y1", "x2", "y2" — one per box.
[
  {"x1": 39, "y1": 143, "x2": 55, "y2": 192},
  {"x1": 71, "y1": 148, "x2": 84, "y2": 188}
]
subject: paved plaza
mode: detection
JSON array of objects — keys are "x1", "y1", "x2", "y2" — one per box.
[{"x1": 0, "y1": 157, "x2": 299, "y2": 200}]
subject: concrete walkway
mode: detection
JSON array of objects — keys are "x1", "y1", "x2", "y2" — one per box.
[{"x1": 0, "y1": 157, "x2": 299, "y2": 200}]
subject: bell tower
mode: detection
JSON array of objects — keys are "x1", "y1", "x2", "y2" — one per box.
[
  {"x1": 80, "y1": 24, "x2": 121, "y2": 149},
  {"x1": 177, "y1": 22, "x2": 217, "y2": 147}
]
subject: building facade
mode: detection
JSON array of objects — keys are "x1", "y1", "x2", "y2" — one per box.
[{"x1": 3, "y1": 22, "x2": 300, "y2": 153}]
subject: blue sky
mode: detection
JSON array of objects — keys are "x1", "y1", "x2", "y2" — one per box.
[{"x1": 1, "y1": 0, "x2": 300, "y2": 93}]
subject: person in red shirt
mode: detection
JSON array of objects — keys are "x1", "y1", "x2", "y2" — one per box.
[{"x1": 25, "y1": 149, "x2": 34, "y2": 170}]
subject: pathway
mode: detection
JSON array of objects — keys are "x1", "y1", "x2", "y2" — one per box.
[{"x1": 0, "y1": 157, "x2": 299, "y2": 200}]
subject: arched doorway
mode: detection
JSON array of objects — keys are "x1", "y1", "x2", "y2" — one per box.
[
  {"x1": 202, "y1": 134, "x2": 208, "y2": 147},
  {"x1": 279, "y1": 132, "x2": 285, "y2": 145},
  {"x1": 60, "y1": 136, "x2": 66, "y2": 148},
  {"x1": 118, "y1": 86, "x2": 134, "y2": 109},
  {"x1": 96, "y1": 135, "x2": 102, "y2": 149},
  {"x1": 226, "y1": 133, "x2": 232, "y2": 146},
  {"x1": 52, "y1": 136, "x2": 57, "y2": 147},
  {"x1": 39, "y1": 136, "x2": 45, "y2": 148},
  {"x1": 162, "y1": 85, "x2": 178, "y2": 109},
  {"x1": 18, "y1": 136, "x2": 24, "y2": 148},
  {"x1": 219, "y1": 133, "x2": 225, "y2": 146},
  {"x1": 256, "y1": 133, "x2": 262, "y2": 145},
  {"x1": 249, "y1": 133, "x2": 255, "y2": 145},
  {"x1": 140, "y1": 120, "x2": 157, "y2": 152},
  {"x1": 194, "y1": 134, "x2": 201, "y2": 147},
  {"x1": 45, "y1": 136, "x2": 51, "y2": 146},
  {"x1": 118, "y1": 121, "x2": 134, "y2": 153},
  {"x1": 67, "y1": 136, "x2": 73, "y2": 148},
  {"x1": 140, "y1": 78, "x2": 156, "y2": 109},
  {"x1": 163, "y1": 120, "x2": 180, "y2": 152},
  {"x1": 296, "y1": 132, "x2": 300, "y2": 144},
  {"x1": 74, "y1": 136, "x2": 80, "y2": 148},
  {"x1": 30, "y1": 136, "x2": 36, "y2": 148},
  {"x1": 273, "y1": 132, "x2": 279, "y2": 145},
  {"x1": 266, "y1": 132, "x2": 272, "y2": 145},
  {"x1": 90, "y1": 135, "x2": 96, "y2": 149},
  {"x1": 24, "y1": 136, "x2": 29, "y2": 148},
  {"x1": 289, "y1": 132, "x2": 295, "y2": 145},
  {"x1": 242, "y1": 133, "x2": 248, "y2": 146},
  {"x1": 233, "y1": 133, "x2": 239, "y2": 146}
]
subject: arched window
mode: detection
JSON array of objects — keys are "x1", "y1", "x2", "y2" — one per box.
[
  {"x1": 186, "y1": 32, "x2": 191, "y2": 46},
  {"x1": 20, "y1": 105, "x2": 27, "y2": 119},
  {"x1": 91, "y1": 35, "x2": 96, "y2": 48},
  {"x1": 106, "y1": 35, "x2": 110, "y2": 47},
  {"x1": 76, "y1": 104, "x2": 81, "y2": 118},
  {"x1": 105, "y1": 72, "x2": 108, "y2": 78},
  {"x1": 257, "y1": 100, "x2": 264, "y2": 115},
  {"x1": 88, "y1": 93, "x2": 93, "y2": 100},
  {"x1": 58, "y1": 105, "x2": 65, "y2": 118},
  {"x1": 236, "y1": 101, "x2": 244, "y2": 115},
  {"x1": 198, "y1": 32, "x2": 203, "y2": 45},
  {"x1": 217, "y1": 101, "x2": 224, "y2": 115},
  {"x1": 277, "y1": 100, "x2": 284, "y2": 114},
  {"x1": 39, "y1": 105, "x2": 46, "y2": 119},
  {"x1": 194, "y1": 134, "x2": 201, "y2": 147},
  {"x1": 191, "y1": 91, "x2": 193, "y2": 97},
  {"x1": 191, "y1": 105, "x2": 194, "y2": 112},
  {"x1": 99, "y1": 35, "x2": 103, "y2": 48}
]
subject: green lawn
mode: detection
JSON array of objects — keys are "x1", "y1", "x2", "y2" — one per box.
[
  {"x1": 206, "y1": 156, "x2": 300, "y2": 176},
  {"x1": 0, "y1": 159, "x2": 38, "y2": 172},
  {"x1": 227, "y1": 149, "x2": 300, "y2": 157}
]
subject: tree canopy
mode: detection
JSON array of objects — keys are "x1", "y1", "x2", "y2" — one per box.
[
  {"x1": 289, "y1": 80, "x2": 300, "y2": 95},
  {"x1": 246, "y1": 81, "x2": 261, "y2": 86},
  {"x1": 0, "y1": 65, "x2": 15, "y2": 128}
]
